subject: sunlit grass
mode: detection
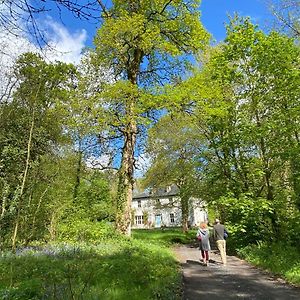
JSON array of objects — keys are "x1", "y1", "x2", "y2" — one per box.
[{"x1": 132, "y1": 227, "x2": 197, "y2": 246}]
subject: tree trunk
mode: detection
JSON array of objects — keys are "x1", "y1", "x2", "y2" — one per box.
[
  {"x1": 49, "y1": 212, "x2": 57, "y2": 241},
  {"x1": 291, "y1": 157, "x2": 300, "y2": 210},
  {"x1": 1, "y1": 180, "x2": 9, "y2": 218},
  {"x1": 73, "y1": 145, "x2": 82, "y2": 201},
  {"x1": 12, "y1": 110, "x2": 35, "y2": 251},
  {"x1": 26, "y1": 186, "x2": 49, "y2": 243},
  {"x1": 115, "y1": 43, "x2": 141, "y2": 235},
  {"x1": 116, "y1": 120, "x2": 136, "y2": 236},
  {"x1": 181, "y1": 196, "x2": 189, "y2": 233}
]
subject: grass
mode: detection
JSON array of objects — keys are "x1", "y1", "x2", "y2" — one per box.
[
  {"x1": 2, "y1": 227, "x2": 298, "y2": 299},
  {"x1": 237, "y1": 241, "x2": 300, "y2": 286},
  {"x1": 0, "y1": 239, "x2": 182, "y2": 300},
  {"x1": 132, "y1": 227, "x2": 197, "y2": 246}
]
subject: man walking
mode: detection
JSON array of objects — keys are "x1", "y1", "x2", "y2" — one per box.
[{"x1": 213, "y1": 219, "x2": 227, "y2": 266}]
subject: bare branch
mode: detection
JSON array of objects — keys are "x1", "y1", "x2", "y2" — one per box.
[{"x1": 96, "y1": 0, "x2": 110, "y2": 18}]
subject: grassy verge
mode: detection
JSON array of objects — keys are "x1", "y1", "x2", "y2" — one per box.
[
  {"x1": 0, "y1": 239, "x2": 181, "y2": 300},
  {"x1": 237, "y1": 242, "x2": 300, "y2": 286}
]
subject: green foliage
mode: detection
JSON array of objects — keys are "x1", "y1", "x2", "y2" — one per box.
[
  {"x1": 183, "y1": 17, "x2": 300, "y2": 247},
  {"x1": 0, "y1": 53, "x2": 77, "y2": 249},
  {"x1": 41, "y1": 162, "x2": 116, "y2": 244},
  {"x1": 0, "y1": 240, "x2": 181, "y2": 299},
  {"x1": 238, "y1": 242, "x2": 300, "y2": 286},
  {"x1": 212, "y1": 194, "x2": 275, "y2": 248},
  {"x1": 94, "y1": 0, "x2": 209, "y2": 73},
  {"x1": 140, "y1": 16, "x2": 300, "y2": 246},
  {"x1": 56, "y1": 221, "x2": 116, "y2": 243},
  {"x1": 75, "y1": 171, "x2": 115, "y2": 221},
  {"x1": 142, "y1": 114, "x2": 203, "y2": 231}
]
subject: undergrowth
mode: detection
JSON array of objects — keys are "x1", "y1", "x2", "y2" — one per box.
[
  {"x1": 0, "y1": 239, "x2": 181, "y2": 300},
  {"x1": 237, "y1": 241, "x2": 300, "y2": 286}
]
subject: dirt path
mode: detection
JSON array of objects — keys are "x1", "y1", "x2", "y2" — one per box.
[{"x1": 173, "y1": 244, "x2": 300, "y2": 300}]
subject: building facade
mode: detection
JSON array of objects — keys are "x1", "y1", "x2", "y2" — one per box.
[{"x1": 132, "y1": 185, "x2": 207, "y2": 228}]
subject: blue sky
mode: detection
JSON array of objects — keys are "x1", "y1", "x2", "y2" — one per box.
[
  {"x1": 0, "y1": 1, "x2": 275, "y2": 67},
  {"x1": 42, "y1": 0, "x2": 273, "y2": 50},
  {"x1": 200, "y1": 0, "x2": 273, "y2": 42}
]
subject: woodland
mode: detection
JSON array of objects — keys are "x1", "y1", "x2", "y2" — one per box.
[{"x1": 0, "y1": 0, "x2": 299, "y2": 298}]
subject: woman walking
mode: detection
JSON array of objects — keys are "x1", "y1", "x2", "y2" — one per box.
[{"x1": 196, "y1": 222, "x2": 211, "y2": 266}]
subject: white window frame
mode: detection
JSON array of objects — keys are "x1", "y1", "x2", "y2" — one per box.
[{"x1": 135, "y1": 215, "x2": 143, "y2": 225}]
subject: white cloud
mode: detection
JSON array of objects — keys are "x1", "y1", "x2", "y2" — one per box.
[
  {"x1": 0, "y1": 18, "x2": 87, "y2": 101},
  {"x1": 0, "y1": 27, "x2": 37, "y2": 101},
  {"x1": 0, "y1": 25, "x2": 38, "y2": 74},
  {"x1": 0, "y1": 17, "x2": 87, "y2": 68},
  {"x1": 43, "y1": 18, "x2": 87, "y2": 64}
]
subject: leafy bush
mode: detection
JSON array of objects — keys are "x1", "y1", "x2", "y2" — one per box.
[{"x1": 213, "y1": 194, "x2": 278, "y2": 249}]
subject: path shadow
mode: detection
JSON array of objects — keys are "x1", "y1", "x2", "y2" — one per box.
[
  {"x1": 182, "y1": 262, "x2": 300, "y2": 300},
  {"x1": 185, "y1": 259, "x2": 223, "y2": 267}
]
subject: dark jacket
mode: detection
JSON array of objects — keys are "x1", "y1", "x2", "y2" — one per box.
[{"x1": 213, "y1": 223, "x2": 227, "y2": 241}]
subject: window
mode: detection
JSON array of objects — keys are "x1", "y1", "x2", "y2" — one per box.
[
  {"x1": 170, "y1": 213, "x2": 175, "y2": 224},
  {"x1": 135, "y1": 215, "x2": 143, "y2": 225},
  {"x1": 137, "y1": 200, "x2": 141, "y2": 208}
]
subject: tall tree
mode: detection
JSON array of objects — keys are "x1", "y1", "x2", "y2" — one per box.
[
  {"x1": 89, "y1": 0, "x2": 209, "y2": 235},
  {"x1": 188, "y1": 17, "x2": 300, "y2": 243}
]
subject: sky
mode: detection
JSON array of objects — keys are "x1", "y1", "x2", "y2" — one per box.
[
  {"x1": 200, "y1": 0, "x2": 273, "y2": 42},
  {"x1": 41, "y1": 0, "x2": 273, "y2": 56},
  {"x1": 0, "y1": 0, "x2": 274, "y2": 67},
  {"x1": 0, "y1": 0, "x2": 275, "y2": 104}
]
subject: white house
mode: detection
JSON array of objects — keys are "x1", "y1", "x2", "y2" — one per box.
[{"x1": 132, "y1": 185, "x2": 207, "y2": 228}]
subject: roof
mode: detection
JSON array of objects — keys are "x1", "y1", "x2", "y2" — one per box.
[{"x1": 133, "y1": 185, "x2": 179, "y2": 200}]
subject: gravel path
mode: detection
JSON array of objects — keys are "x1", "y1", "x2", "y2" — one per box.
[{"x1": 172, "y1": 244, "x2": 300, "y2": 300}]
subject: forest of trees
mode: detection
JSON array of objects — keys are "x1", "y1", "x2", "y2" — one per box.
[{"x1": 0, "y1": 0, "x2": 299, "y2": 253}]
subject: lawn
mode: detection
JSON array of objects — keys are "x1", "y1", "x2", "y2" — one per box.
[{"x1": 132, "y1": 227, "x2": 197, "y2": 246}]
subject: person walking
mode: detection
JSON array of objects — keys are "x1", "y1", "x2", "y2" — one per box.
[
  {"x1": 196, "y1": 222, "x2": 211, "y2": 266},
  {"x1": 213, "y1": 218, "x2": 227, "y2": 266}
]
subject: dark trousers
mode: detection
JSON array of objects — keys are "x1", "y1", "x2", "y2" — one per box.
[{"x1": 201, "y1": 250, "x2": 209, "y2": 261}]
